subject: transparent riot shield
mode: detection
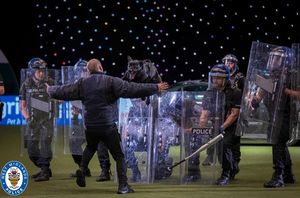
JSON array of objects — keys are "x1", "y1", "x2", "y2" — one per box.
[
  {"x1": 237, "y1": 41, "x2": 293, "y2": 143},
  {"x1": 118, "y1": 98, "x2": 153, "y2": 183},
  {"x1": 20, "y1": 68, "x2": 60, "y2": 160},
  {"x1": 61, "y1": 66, "x2": 86, "y2": 156},
  {"x1": 180, "y1": 89, "x2": 225, "y2": 184},
  {"x1": 289, "y1": 43, "x2": 300, "y2": 143},
  {"x1": 151, "y1": 91, "x2": 180, "y2": 184}
]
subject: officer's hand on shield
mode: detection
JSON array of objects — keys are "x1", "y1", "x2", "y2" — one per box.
[{"x1": 246, "y1": 94, "x2": 260, "y2": 111}]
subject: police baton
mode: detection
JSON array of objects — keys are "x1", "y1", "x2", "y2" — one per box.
[{"x1": 167, "y1": 132, "x2": 224, "y2": 171}]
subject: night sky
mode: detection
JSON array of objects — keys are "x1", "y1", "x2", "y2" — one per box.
[{"x1": 0, "y1": 0, "x2": 299, "y2": 84}]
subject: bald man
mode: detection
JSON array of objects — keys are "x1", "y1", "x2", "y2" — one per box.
[
  {"x1": 87, "y1": 58, "x2": 103, "y2": 73},
  {"x1": 47, "y1": 58, "x2": 169, "y2": 194}
]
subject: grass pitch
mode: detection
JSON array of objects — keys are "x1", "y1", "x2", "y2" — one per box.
[{"x1": 0, "y1": 126, "x2": 299, "y2": 198}]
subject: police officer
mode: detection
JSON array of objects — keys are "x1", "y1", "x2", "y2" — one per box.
[
  {"x1": 202, "y1": 54, "x2": 244, "y2": 181},
  {"x1": 68, "y1": 60, "x2": 111, "y2": 182},
  {"x1": 206, "y1": 64, "x2": 242, "y2": 186},
  {"x1": 47, "y1": 58, "x2": 169, "y2": 194},
  {"x1": 248, "y1": 47, "x2": 295, "y2": 188},
  {"x1": 19, "y1": 58, "x2": 55, "y2": 182},
  {"x1": 222, "y1": 54, "x2": 245, "y2": 91}
]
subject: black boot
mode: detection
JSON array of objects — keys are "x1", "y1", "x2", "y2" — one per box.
[
  {"x1": 215, "y1": 171, "x2": 230, "y2": 186},
  {"x1": 32, "y1": 168, "x2": 52, "y2": 178},
  {"x1": 76, "y1": 168, "x2": 86, "y2": 187},
  {"x1": 34, "y1": 167, "x2": 51, "y2": 182},
  {"x1": 264, "y1": 172, "x2": 284, "y2": 188},
  {"x1": 117, "y1": 183, "x2": 134, "y2": 194},
  {"x1": 96, "y1": 170, "x2": 111, "y2": 182}
]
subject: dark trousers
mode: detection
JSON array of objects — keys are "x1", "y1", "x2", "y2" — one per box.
[
  {"x1": 81, "y1": 124, "x2": 127, "y2": 185},
  {"x1": 272, "y1": 120, "x2": 292, "y2": 175},
  {"x1": 222, "y1": 130, "x2": 241, "y2": 173},
  {"x1": 70, "y1": 120, "x2": 110, "y2": 169},
  {"x1": 26, "y1": 122, "x2": 53, "y2": 169},
  {"x1": 71, "y1": 139, "x2": 110, "y2": 170}
]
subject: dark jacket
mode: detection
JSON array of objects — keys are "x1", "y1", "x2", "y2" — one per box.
[{"x1": 48, "y1": 72, "x2": 159, "y2": 126}]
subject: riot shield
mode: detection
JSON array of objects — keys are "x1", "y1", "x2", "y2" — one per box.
[
  {"x1": 237, "y1": 41, "x2": 293, "y2": 143},
  {"x1": 151, "y1": 91, "x2": 180, "y2": 184},
  {"x1": 20, "y1": 68, "x2": 60, "y2": 159},
  {"x1": 61, "y1": 66, "x2": 86, "y2": 155},
  {"x1": 118, "y1": 98, "x2": 153, "y2": 183},
  {"x1": 290, "y1": 43, "x2": 300, "y2": 143},
  {"x1": 180, "y1": 89, "x2": 225, "y2": 184}
]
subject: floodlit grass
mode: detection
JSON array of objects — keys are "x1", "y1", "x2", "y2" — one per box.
[{"x1": 0, "y1": 126, "x2": 299, "y2": 198}]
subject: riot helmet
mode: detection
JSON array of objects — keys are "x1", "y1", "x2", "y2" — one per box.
[
  {"x1": 222, "y1": 54, "x2": 239, "y2": 76},
  {"x1": 266, "y1": 46, "x2": 291, "y2": 73},
  {"x1": 28, "y1": 58, "x2": 47, "y2": 81},
  {"x1": 208, "y1": 64, "x2": 230, "y2": 90},
  {"x1": 28, "y1": 57, "x2": 47, "y2": 69},
  {"x1": 74, "y1": 59, "x2": 88, "y2": 79}
]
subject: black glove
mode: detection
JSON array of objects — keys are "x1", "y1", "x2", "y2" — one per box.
[{"x1": 219, "y1": 125, "x2": 225, "y2": 134}]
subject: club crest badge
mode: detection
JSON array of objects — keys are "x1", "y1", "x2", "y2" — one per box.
[{"x1": 1, "y1": 161, "x2": 28, "y2": 196}]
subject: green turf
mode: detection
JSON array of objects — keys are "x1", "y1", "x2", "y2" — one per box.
[{"x1": 0, "y1": 126, "x2": 299, "y2": 198}]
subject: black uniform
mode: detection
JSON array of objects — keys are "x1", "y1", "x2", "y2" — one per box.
[
  {"x1": 19, "y1": 76, "x2": 55, "y2": 180},
  {"x1": 263, "y1": 86, "x2": 295, "y2": 187},
  {"x1": 48, "y1": 71, "x2": 160, "y2": 192},
  {"x1": 208, "y1": 82, "x2": 241, "y2": 185},
  {"x1": 203, "y1": 72, "x2": 244, "y2": 173}
]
